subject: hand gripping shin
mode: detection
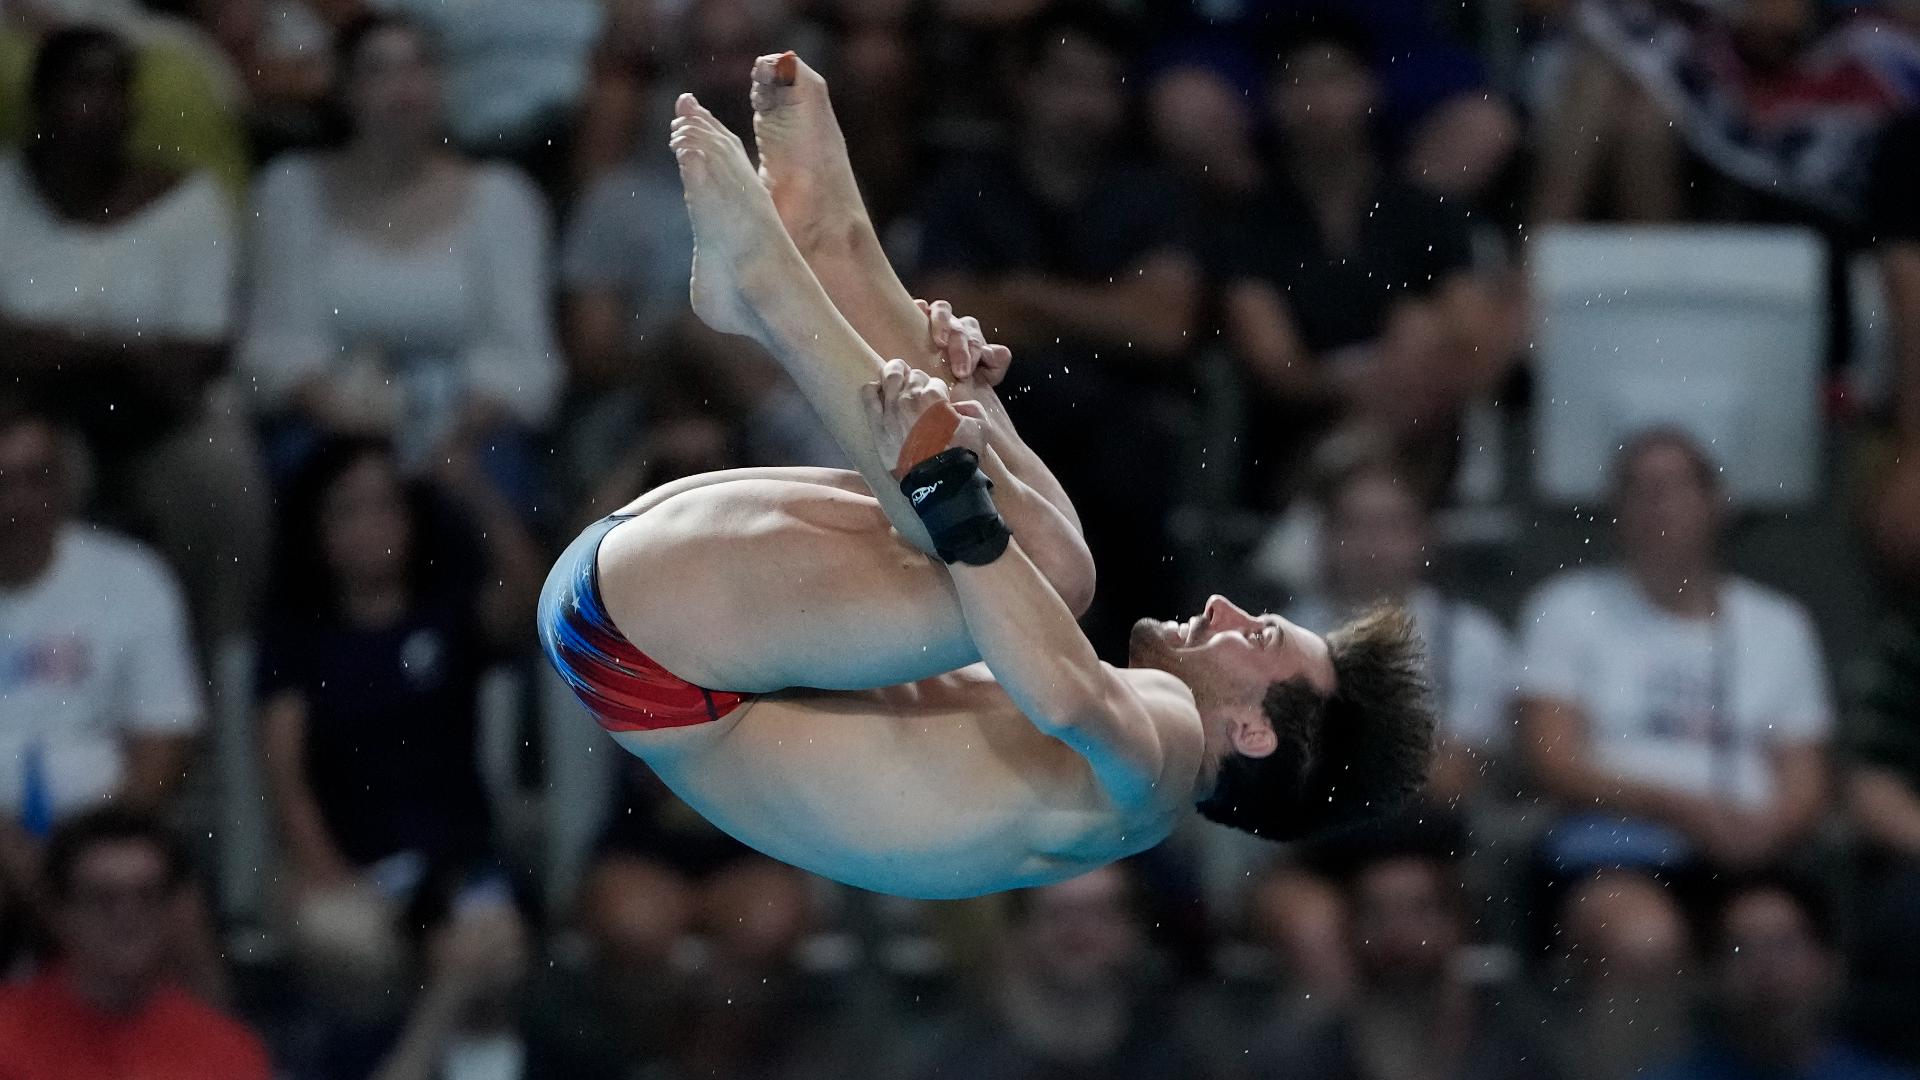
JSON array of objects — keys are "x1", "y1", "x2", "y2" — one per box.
[{"x1": 891, "y1": 401, "x2": 1012, "y2": 566}]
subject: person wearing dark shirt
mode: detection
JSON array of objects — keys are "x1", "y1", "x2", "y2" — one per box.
[
  {"x1": 526, "y1": 758, "x2": 843, "y2": 1080},
  {"x1": 901, "y1": 863, "x2": 1218, "y2": 1080},
  {"x1": 254, "y1": 434, "x2": 541, "y2": 1050},
  {"x1": 560, "y1": 754, "x2": 820, "y2": 984},
  {"x1": 1854, "y1": 120, "x2": 1920, "y2": 1062},
  {"x1": 0, "y1": 809, "x2": 272, "y2": 1080},
  {"x1": 1221, "y1": 14, "x2": 1509, "y2": 508},
  {"x1": 915, "y1": 2, "x2": 1201, "y2": 659},
  {"x1": 1868, "y1": 112, "x2": 1920, "y2": 583},
  {"x1": 1846, "y1": 595, "x2": 1920, "y2": 1065},
  {"x1": 1243, "y1": 816, "x2": 1559, "y2": 1080},
  {"x1": 1149, "y1": 0, "x2": 1521, "y2": 208},
  {"x1": 1647, "y1": 875, "x2": 1915, "y2": 1080}
]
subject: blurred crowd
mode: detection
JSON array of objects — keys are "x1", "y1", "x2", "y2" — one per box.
[{"x1": 3, "y1": 0, "x2": 1920, "y2": 1077}]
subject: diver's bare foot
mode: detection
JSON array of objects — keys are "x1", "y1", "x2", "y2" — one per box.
[
  {"x1": 669, "y1": 93, "x2": 795, "y2": 339},
  {"x1": 863, "y1": 359, "x2": 990, "y2": 468},
  {"x1": 750, "y1": 51, "x2": 867, "y2": 248}
]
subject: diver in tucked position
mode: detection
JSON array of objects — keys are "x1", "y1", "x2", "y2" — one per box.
[{"x1": 538, "y1": 55, "x2": 1434, "y2": 898}]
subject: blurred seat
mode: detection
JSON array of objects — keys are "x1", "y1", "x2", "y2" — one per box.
[{"x1": 1530, "y1": 225, "x2": 1827, "y2": 508}]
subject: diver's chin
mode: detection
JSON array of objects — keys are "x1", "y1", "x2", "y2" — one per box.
[{"x1": 1127, "y1": 618, "x2": 1181, "y2": 671}]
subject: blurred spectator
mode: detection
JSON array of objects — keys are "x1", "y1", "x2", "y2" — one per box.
[
  {"x1": 1278, "y1": 452, "x2": 1515, "y2": 806},
  {"x1": 1153, "y1": 1, "x2": 1521, "y2": 209},
  {"x1": 1844, "y1": 587, "x2": 1920, "y2": 1065},
  {"x1": 0, "y1": 26, "x2": 268, "y2": 645},
  {"x1": 800, "y1": 0, "x2": 924, "y2": 232},
  {"x1": 0, "y1": 808, "x2": 271, "y2": 1080},
  {"x1": 1867, "y1": 111, "x2": 1920, "y2": 584},
  {"x1": 1518, "y1": 430, "x2": 1832, "y2": 907},
  {"x1": 1180, "y1": 859, "x2": 1351, "y2": 1051},
  {"x1": 568, "y1": 412, "x2": 744, "y2": 531},
  {"x1": 915, "y1": 2, "x2": 1201, "y2": 659},
  {"x1": 1543, "y1": 870, "x2": 1696, "y2": 1080},
  {"x1": 358, "y1": 903, "x2": 531, "y2": 1080},
  {"x1": 1532, "y1": 0, "x2": 1920, "y2": 226},
  {"x1": 573, "y1": 0, "x2": 789, "y2": 187},
  {"x1": 1243, "y1": 863, "x2": 1352, "y2": 1008},
  {"x1": 0, "y1": 0, "x2": 250, "y2": 193},
  {"x1": 1242, "y1": 817, "x2": 1558, "y2": 1080},
  {"x1": 1145, "y1": 58, "x2": 1268, "y2": 273},
  {"x1": 239, "y1": 14, "x2": 562, "y2": 510},
  {"x1": 1646, "y1": 875, "x2": 1914, "y2": 1080},
  {"x1": 1197, "y1": 450, "x2": 1513, "y2": 952},
  {"x1": 525, "y1": 758, "x2": 840, "y2": 1079},
  {"x1": 255, "y1": 435, "x2": 538, "y2": 1068},
  {"x1": 294, "y1": 0, "x2": 602, "y2": 198},
  {"x1": 573, "y1": 757, "x2": 817, "y2": 975},
  {"x1": 1220, "y1": 14, "x2": 1509, "y2": 508},
  {"x1": 560, "y1": 71, "x2": 840, "y2": 510},
  {"x1": 902, "y1": 864, "x2": 1217, "y2": 1080},
  {"x1": 0, "y1": 399, "x2": 202, "y2": 850},
  {"x1": 197, "y1": 0, "x2": 339, "y2": 159},
  {"x1": 568, "y1": 0, "x2": 655, "y2": 188}
]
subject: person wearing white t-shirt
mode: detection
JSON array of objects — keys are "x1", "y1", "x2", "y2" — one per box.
[
  {"x1": 1195, "y1": 454, "x2": 1513, "y2": 921},
  {"x1": 1518, "y1": 430, "x2": 1832, "y2": 876},
  {"x1": 0, "y1": 27, "x2": 269, "y2": 645},
  {"x1": 238, "y1": 16, "x2": 562, "y2": 511},
  {"x1": 1287, "y1": 457, "x2": 1516, "y2": 807},
  {"x1": 0, "y1": 402, "x2": 203, "y2": 897}
]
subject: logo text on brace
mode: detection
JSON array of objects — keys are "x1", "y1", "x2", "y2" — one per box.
[{"x1": 910, "y1": 482, "x2": 942, "y2": 506}]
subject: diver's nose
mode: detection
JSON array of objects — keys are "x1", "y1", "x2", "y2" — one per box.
[{"x1": 1203, "y1": 595, "x2": 1249, "y2": 626}]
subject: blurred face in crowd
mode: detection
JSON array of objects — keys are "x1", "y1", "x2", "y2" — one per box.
[
  {"x1": 346, "y1": 23, "x2": 444, "y2": 151},
  {"x1": 1270, "y1": 40, "x2": 1377, "y2": 149},
  {"x1": 1131, "y1": 595, "x2": 1334, "y2": 758},
  {"x1": 1323, "y1": 470, "x2": 1429, "y2": 605},
  {"x1": 0, "y1": 417, "x2": 69, "y2": 583},
  {"x1": 1716, "y1": 888, "x2": 1836, "y2": 1049},
  {"x1": 54, "y1": 841, "x2": 178, "y2": 993},
  {"x1": 1015, "y1": 866, "x2": 1140, "y2": 993},
  {"x1": 1733, "y1": 0, "x2": 1813, "y2": 69},
  {"x1": 1024, "y1": 33, "x2": 1127, "y2": 158},
  {"x1": 686, "y1": 0, "x2": 765, "y2": 131},
  {"x1": 1250, "y1": 867, "x2": 1354, "y2": 995},
  {"x1": 35, "y1": 38, "x2": 133, "y2": 161},
  {"x1": 1617, "y1": 436, "x2": 1721, "y2": 575},
  {"x1": 320, "y1": 452, "x2": 413, "y2": 593},
  {"x1": 1562, "y1": 870, "x2": 1692, "y2": 984},
  {"x1": 1148, "y1": 66, "x2": 1256, "y2": 175},
  {"x1": 1349, "y1": 856, "x2": 1460, "y2": 992}
]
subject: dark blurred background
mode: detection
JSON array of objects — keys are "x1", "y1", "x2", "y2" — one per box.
[{"x1": 3, "y1": 0, "x2": 1920, "y2": 1076}]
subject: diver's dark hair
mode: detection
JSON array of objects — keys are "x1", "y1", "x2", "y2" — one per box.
[{"x1": 1197, "y1": 606, "x2": 1433, "y2": 842}]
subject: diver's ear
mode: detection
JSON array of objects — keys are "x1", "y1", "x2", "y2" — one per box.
[{"x1": 1227, "y1": 707, "x2": 1278, "y2": 758}]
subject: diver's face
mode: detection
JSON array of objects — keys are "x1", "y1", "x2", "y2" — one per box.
[{"x1": 1129, "y1": 595, "x2": 1335, "y2": 703}]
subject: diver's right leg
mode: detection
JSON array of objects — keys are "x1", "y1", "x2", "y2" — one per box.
[
  {"x1": 750, "y1": 52, "x2": 1085, "y2": 542},
  {"x1": 595, "y1": 475, "x2": 983, "y2": 694},
  {"x1": 671, "y1": 94, "x2": 1092, "y2": 613}
]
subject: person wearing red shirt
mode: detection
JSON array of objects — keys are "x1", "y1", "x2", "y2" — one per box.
[{"x1": 0, "y1": 809, "x2": 271, "y2": 1080}]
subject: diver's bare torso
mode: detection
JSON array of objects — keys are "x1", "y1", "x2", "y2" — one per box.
[
  {"x1": 615, "y1": 668, "x2": 1194, "y2": 899},
  {"x1": 593, "y1": 474, "x2": 1206, "y2": 899}
]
